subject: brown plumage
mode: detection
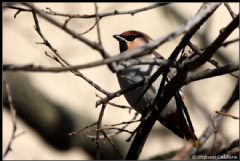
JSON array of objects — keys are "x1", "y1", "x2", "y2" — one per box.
[{"x1": 113, "y1": 30, "x2": 198, "y2": 147}]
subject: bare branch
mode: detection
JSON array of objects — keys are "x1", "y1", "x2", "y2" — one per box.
[
  {"x1": 96, "y1": 94, "x2": 131, "y2": 109},
  {"x1": 104, "y1": 119, "x2": 141, "y2": 127},
  {"x1": 100, "y1": 131, "x2": 123, "y2": 159},
  {"x1": 96, "y1": 104, "x2": 106, "y2": 159},
  {"x1": 94, "y1": 3, "x2": 102, "y2": 46},
  {"x1": 221, "y1": 38, "x2": 239, "y2": 47},
  {"x1": 3, "y1": 81, "x2": 17, "y2": 158},
  {"x1": 184, "y1": 64, "x2": 239, "y2": 84},
  {"x1": 79, "y1": 18, "x2": 99, "y2": 35},
  {"x1": 3, "y1": 5, "x2": 31, "y2": 12},
  {"x1": 31, "y1": 10, "x2": 110, "y2": 96},
  {"x1": 96, "y1": 77, "x2": 149, "y2": 107},
  {"x1": 215, "y1": 111, "x2": 239, "y2": 120},
  {"x1": 23, "y1": 3, "x2": 111, "y2": 63},
  {"x1": 3, "y1": 5, "x2": 31, "y2": 18},
  {"x1": 209, "y1": 114, "x2": 219, "y2": 154},
  {"x1": 3, "y1": 57, "x2": 178, "y2": 72},
  {"x1": 3, "y1": 3, "x2": 169, "y2": 19},
  {"x1": 100, "y1": 127, "x2": 133, "y2": 134},
  {"x1": 93, "y1": 3, "x2": 114, "y2": 72},
  {"x1": 188, "y1": 41, "x2": 238, "y2": 78},
  {"x1": 168, "y1": 3, "x2": 221, "y2": 61},
  {"x1": 182, "y1": 14, "x2": 239, "y2": 71},
  {"x1": 68, "y1": 122, "x2": 97, "y2": 136},
  {"x1": 104, "y1": 113, "x2": 140, "y2": 137},
  {"x1": 224, "y1": 3, "x2": 236, "y2": 19}
]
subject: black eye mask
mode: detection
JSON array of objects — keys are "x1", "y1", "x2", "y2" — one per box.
[{"x1": 119, "y1": 41, "x2": 128, "y2": 52}]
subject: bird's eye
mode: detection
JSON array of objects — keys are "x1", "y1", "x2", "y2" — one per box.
[{"x1": 125, "y1": 35, "x2": 138, "y2": 41}]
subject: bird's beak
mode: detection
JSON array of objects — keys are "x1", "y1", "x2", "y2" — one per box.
[{"x1": 113, "y1": 34, "x2": 126, "y2": 42}]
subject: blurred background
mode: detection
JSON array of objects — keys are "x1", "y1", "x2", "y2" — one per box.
[{"x1": 3, "y1": 3, "x2": 239, "y2": 160}]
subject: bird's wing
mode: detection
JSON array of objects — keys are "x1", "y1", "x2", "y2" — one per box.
[{"x1": 153, "y1": 50, "x2": 198, "y2": 144}]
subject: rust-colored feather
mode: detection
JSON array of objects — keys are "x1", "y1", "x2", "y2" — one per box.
[{"x1": 120, "y1": 30, "x2": 152, "y2": 41}]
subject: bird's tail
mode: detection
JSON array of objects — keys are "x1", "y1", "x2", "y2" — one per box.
[
  {"x1": 157, "y1": 92, "x2": 199, "y2": 147},
  {"x1": 158, "y1": 116, "x2": 199, "y2": 147},
  {"x1": 184, "y1": 126, "x2": 199, "y2": 147},
  {"x1": 175, "y1": 92, "x2": 199, "y2": 147}
]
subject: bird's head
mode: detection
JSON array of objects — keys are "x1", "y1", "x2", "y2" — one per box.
[{"x1": 113, "y1": 30, "x2": 152, "y2": 53}]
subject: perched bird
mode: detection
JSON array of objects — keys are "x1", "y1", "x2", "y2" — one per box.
[{"x1": 113, "y1": 30, "x2": 198, "y2": 147}]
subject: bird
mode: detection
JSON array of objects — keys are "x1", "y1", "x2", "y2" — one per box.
[{"x1": 113, "y1": 30, "x2": 199, "y2": 147}]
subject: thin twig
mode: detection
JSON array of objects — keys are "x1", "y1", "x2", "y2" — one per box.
[
  {"x1": 31, "y1": 10, "x2": 110, "y2": 96},
  {"x1": 94, "y1": 3, "x2": 102, "y2": 46},
  {"x1": 100, "y1": 130, "x2": 123, "y2": 159},
  {"x1": 96, "y1": 77, "x2": 149, "y2": 107},
  {"x1": 209, "y1": 114, "x2": 219, "y2": 154},
  {"x1": 188, "y1": 41, "x2": 239, "y2": 78},
  {"x1": 182, "y1": 14, "x2": 239, "y2": 71},
  {"x1": 104, "y1": 119, "x2": 141, "y2": 127},
  {"x1": 100, "y1": 127, "x2": 133, "y2": 134},
  {"x1": 215, "y1": 111, "x2": 239, "y2": 120},
  {"x1": 224, "y1": 3, "x2": 236, "y2": 19},
  {"x1": 23, "y1": 3, "x2": 111, "y2": 64},
  {"x1": 168, "y1": 3, "x2": 221, "y2": 61},
  {"x1": 96, "y1": 94, "x2": 131, "y2": 109},
  {"x1": 3, "y1": 58, "x2": 178, "y2": 72},
  {"x1": 46, "y1": 3, "x2": 169, "y2": 18},
  {"x1": 94, "y1": 3, "x2": 115, "y2": 72},
  {"x1": 79, "y1": 18, "x2": 99, "y2": 35},
  {"x1": 68, "y1": 122, "x2": 97, "y2": 136},
  {"x1": 4, "y1": 3, "x2": 168, "y2": 19},
  {"x1": 188, "y1": 41, "x2": 220, "y2": 67},
  {"x1": 3, "y1": 5, "x2": 30, "y2": 18},
  {"x1": 3, "y1": 5, "x2": 31, "y2": 12},
  {"x1": 96, "y1": 104, "x2": 106, "y2": 159},
  {"x1": 105, "y1": 113, "x2": 141, "y2": 137},
  {"x1": 3, "y1": 81, "x2": 17, "y2": 158},
  {"x1": 221, "y1": 38, "x2": 239, "y2": 47}
]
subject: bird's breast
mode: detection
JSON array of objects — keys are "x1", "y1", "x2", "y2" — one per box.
[{"x1": 116, "y1": 64, "x2": 160, "y2": 113}]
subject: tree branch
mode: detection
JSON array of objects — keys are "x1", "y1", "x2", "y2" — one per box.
[
  {"x1": 182, "y1": 14, "x2": 239, "y2": 71},
  {"x1": 188, "y1": 41, "x2": 238, "y2": 78},
  {"x1": 3, "y1": 81, "x2": 18, "y2": 158},
  {"x1": 3, "y1": 3, "x2": 169, "y2": 19},
  {"x1": 184, "y1": 64, "x2": 239, "y2": 84},
  {"x1": 224, "y1": 3, "x2": 237, "y2": 19},
  {"x1": 31, "y1": 9, "x2": 111, "y2": 95},
  {"x1": 168, "y1": 3, "x2": 221, "y2": 61}
]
